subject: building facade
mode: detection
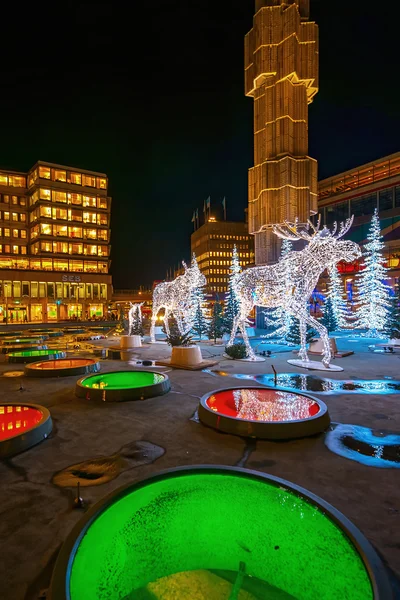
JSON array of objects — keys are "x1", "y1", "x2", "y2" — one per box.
[
  {"x1": 0, "y1": 161, "x2": 112, "y2": 323},
  {"x1": 317, "y1": 152, "x2": 400, "y2": 299},
  {"x1": 245, "y1": 0, "x2": 319, "y2": 264},
  {"x1": 191, "y1": 218, "x2": 255, "y2": 296}
]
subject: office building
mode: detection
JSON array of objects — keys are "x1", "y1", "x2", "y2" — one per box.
[
  {"x1": 191, "y1": 217, "x2": 255, "y2": 296},
  {"x1": 0, "y1": 161, "x2": 112, "y2": 323}
]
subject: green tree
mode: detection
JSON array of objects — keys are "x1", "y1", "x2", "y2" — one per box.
[
  {"x1": 130, "y1": 306, "x2": 144, "y2": 336},
  {"x1": 208, "y1": 297, "x2": 224, "y2": 343},
  {"x1": 285, "y1": 317, "x2": 317, "y2": 346},
  {"x1": 223, "y1": 245, "x2": 241, "y2": 335},
  {"x1": 192, "y1": 301, "x2": 209, "y2": 340},
  {"x1": 320, "y1": 297, "x2": 338, "y2": 334},
  {"x1": 385, "y1": 286, "x2": 400, "y2": 340}
]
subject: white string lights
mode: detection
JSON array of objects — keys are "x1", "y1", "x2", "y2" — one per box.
[
  {"x1": 150, "y1": 254, "x2": 206, "y2": 342},
  {"x1": 227, "y1": 216, "x2": 361, "y2": 367}
]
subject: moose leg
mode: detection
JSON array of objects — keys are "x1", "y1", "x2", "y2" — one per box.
[
  {"x1": 303, "y1": 313, "x2": 332, "y2": 367},
  {"x1": 227, "y1": 313, "x2": 241, "y2": 346},
  {"x1": 238, "y1": 316, "x2": 256, "y2": 360},
  {"x1": 150, "y1": 308, "x2": 158, "y2": 343},
  {"x1": 298, "y1": 317, "x2": 309, "y2": 362}
]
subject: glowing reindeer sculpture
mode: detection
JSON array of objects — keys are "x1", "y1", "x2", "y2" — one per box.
[
  {"x1": 227, "y1": 217, "x2": 361, "y2": 367},
  {"x1": 150, "y1": 254, "x2": 206, "y2": 343}
]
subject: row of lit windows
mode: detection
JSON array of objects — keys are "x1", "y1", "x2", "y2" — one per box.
[
  {"x1": 0, "y1": 280, "x2": 108, "y2": 301},
  {"x1": 28, "y1": 167, "x2": 107, "y2": 190},
  {"x1": 209, "y1": 251, "x2": 251, "y2": 258},
  {"x1": 0, "y1": 257, "x2": 108, "y2": 272},
  {"x1": 0, "y1": 195, "x2": 26, "y2": 206},
  {"x1": 208, "y1": 278, "x2": 227, "y2": 283},
  {"x1": 0, "y1": 174, "x2": 26, "y2": 188},
  {"x1": 30, "y1": 241, "x2": 108, "y2": 257},
  {"x1": 209, "y1": 234, "x2": 250, "y2": 241},
  {"x1": 0, "y1": 228, "x2": 27, "y2": 239},
  {"x1": 29, "y1": 189, "x2": 108, "y2": 209},
  {"x1": 30, "y1": 206, "x2": 108, "y2": 225},
  {"x1": 215, "y1": 243, "x2": 251, "y2": 250},
  {"x1": 0, "y1": 211, "x2": 26, "y2": 223},
  {"x1": 30, "y1": 224, "x2": 108, "y2": 241},
  {"x1": 0, "y1": 244, "x2": 27, "y2": 255},
  {"x1": 210, "y1": 286, "x2": 227, "y2": 293}
]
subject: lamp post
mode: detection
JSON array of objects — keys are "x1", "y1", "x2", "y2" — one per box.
[{"x1": 5, "y1": 283, "x2": 9, "y2": 326}]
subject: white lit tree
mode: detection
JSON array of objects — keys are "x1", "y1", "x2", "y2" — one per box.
[
  {"x1": 326, "y1": 266, "x2": 348, "y2": 329},
  {"x1": 192, "y1": 285, "x2": 209, "y2": 340},
  {"x1": 354, "y1": 209, "x2": 391, "y2": 337},
  {"x1": 223, "y1": 245, "x2": 242, "y2": 335},
  {"x1": 262, "y1": 238, "x2": 293, "y2": 339}
]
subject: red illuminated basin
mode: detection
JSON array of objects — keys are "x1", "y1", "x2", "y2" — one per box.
[
  {"x1": 25, "y1": 358, "x2": 101, "y2": 378},
  {"x1": 0, "y1": 403, "x2": 52, "y2": 457},
  {"x1": 199, "y1": 387, "x2": 330, "y2": 439}
]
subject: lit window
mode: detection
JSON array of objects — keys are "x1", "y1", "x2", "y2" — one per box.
[
  {"x1": 69, "y1": 226, "x2": 82, "y2": 238},
  {"x1": 12, "y1": 245, "x2": 18, "y2": 254},
  {"x1": 0, "y1": 174, "x2": 8, "y2": 185},
  {"x1": 53, "y1": 169, "x2": 66, "y2": 182},
  {"x1": 97, "y1": 177, "x2": 107, "y2": 189},
  {"x1": 4, "y1": 228, "x2": 10, "y2": 237},
  {"x1": 40, "y1": 188, "x2": 51, "y2": 201},
  {"x1": 8, "y1": 175, "x2": 26, "y2": 187},
  {"x1": 83, "y1": 174, "x2": 96, "y2": 187},
  {"x1": 21, "y1": 246, "x2": 27, "y2": 255},
  {"x1": 21, "y1": 230, "x2": 27, "y2": 238},
  {"x1": 69, "y1": 172, "x2": 82, "y2": 185},
  {"x1": 12, "y1": 229, "x2": 18, "y2": 237},
  {"x1": 83, "y1": 195, "x2": 96, "y2": 208},
  {"x1": 12, "y1": 196, "x2": 18, "y2": 205},
  {"x1": 41, "y1": 223, "x2": 52, "y2": 235},
  {"x1": 68, "y1": 193, "x2": 82, "y2": 205},
  {"x1": 52, "y1": 190, "x2": 67, "y2": 203},
  {"x1": 69, "y1": 243, "x2": 83, "y2": 254},
  {"x1": 39, "y1": 166, "x2": 51, "y2": 179},
  {"x1": 85, "y1": 228, "x2": 97, "y2": 239},
  {"x1": 4, "y1": 212, "x2": 9, "y2": 220},
  {"x1": 19, "y1": 198, "x2": 26, "y2": 206},
  {"x1": 12, "y1": 213, "x2": 18, "y2": 221},
  {"x1": 40, "y1": 206, "x2": 52, "y2": 218}
]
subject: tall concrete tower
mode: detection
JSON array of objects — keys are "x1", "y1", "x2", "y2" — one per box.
[{"x1": 245, "y1": 0, "x2": 319, "y2": 264}]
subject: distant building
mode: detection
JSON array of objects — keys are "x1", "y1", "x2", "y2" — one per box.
[
  {"x1": 317, "y1": 151, "x2": 400, "y2": 299},
  {"x1": 0, "y1": 161, "x2": 112, "y2": 323},
  {"x1": 191, "y1": 216, "x2": 255, "y2": 297}
]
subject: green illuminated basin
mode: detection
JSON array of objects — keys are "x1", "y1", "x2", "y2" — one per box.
[
  {"x1": 75, "y1": 370, "x2": 170, "y2": 401},
  {"x1": 8, "y1": 349, "x2": 66, "y2": 363},
  {"x1": 49, "y1": 467, "x2": 391, "y2": 600},
  {"x1": 2, "y1": 344, "x2": 47, "y2": 355}
]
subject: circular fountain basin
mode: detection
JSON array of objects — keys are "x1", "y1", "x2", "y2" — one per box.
[
  {"x1": 48, "y1": 466, "x2": 391, "y2": 600},
  {"x1": 29, "y1": 329, "x2": 64, "y2": 337},
  {"x1": 2, "y1": 344, "x2": 47, "y2": 354},
  {"x1": 63, "y1": 328, "x2": 86, "y2": 335},
  {"x1": 25, "y1": 358, "x2": 101, "y2": 378},
  {"x1": 0, "y1": 402, "x2": 52, "y2": 458},
  {"x1": 199, "y1": 386, "x2": 330, "y2": 439},
  {"x1": 8, "y1": 349, "x2": 66, "y2": 363},
  {"x1": 75, "y1": 370, "x2": 170, "y2": 401},
  {"x1": 0, "y1": 330, "x2": 23, "y2": 337},
  {"x1": 2, "y1": 337, "x2": 47, "y2": 344}
]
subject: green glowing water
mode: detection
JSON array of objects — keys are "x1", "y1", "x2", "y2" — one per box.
[
  {"x1": 69, "y1": 472, "x2": 373, "y2": 600},
  {"x1": 81, "y1": 371, "x2": 165, "y2": 389},
  {"x1": 8, "y1": 350, "x2": 62, "y2": 357}
]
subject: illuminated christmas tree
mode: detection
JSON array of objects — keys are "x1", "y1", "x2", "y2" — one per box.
[
  {"x1": 191, "y1": 270, "x2": 209, "y2": 340},
  {"x1": 327, "y1": 266, "x2": 348, "y2": 329},
  {"x1": 354, "y1": 209, "x2": 390, "y2": 337},
  {"x1": 208, "y1": 296, "x2": 224, "y2": 343},
  {"x1": 385, "y1": 285, "x2": 400, "y2": 341},
  {"x1": 262, "y1": 239, "x2": 293, "y2": 339},
  {"x1": 320, "y1": 296, "x2": 338, "y2": 334},
  {"x1": 223, "y1": 245, "x2": 242, "y2": 335}
]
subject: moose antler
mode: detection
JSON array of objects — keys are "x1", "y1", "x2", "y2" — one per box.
[{"x1": 273, "y1": 214, "x2": 354, "y2": 242}]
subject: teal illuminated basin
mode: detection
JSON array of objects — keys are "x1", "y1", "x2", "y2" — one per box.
[
  {"x1": 8, "y1": 349, "x2": 66, "y2": 363},
  {"x1": 49, "y1": 467, "x2": 392, "y2": 600},
  {"x1": 75, "y1": 370, "x2": 170, "y2": 401},
  {"x1": 2, "y1": 337, "x2": 47, "y2": 344}
]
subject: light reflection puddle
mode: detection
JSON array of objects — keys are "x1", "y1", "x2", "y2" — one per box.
[
  {"x1": 203, "y1": 370, "x2": 400, "y2": 395},
  {"x1": 325, "y1": 424, "x2": 400, "y2": 468}
]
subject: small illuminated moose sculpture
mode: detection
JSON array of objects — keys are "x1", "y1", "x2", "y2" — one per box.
[
  {"x1": 128, "y1": 302, "x2": 143, "y2": 336},
  {"x1": 227, "y1": 216, "x2": 361, "y2": 367},
  {"x1": 150, "y1": 254, "x2": 206, "y2": 342}
]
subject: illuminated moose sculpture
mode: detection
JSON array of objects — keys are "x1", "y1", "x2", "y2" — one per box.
[
  {"x1": 150, "y1": 254, "x2": 206, "y2": 342},
  {"x1": 227, "y1": 216, "x2": 361, "y2": 367}
]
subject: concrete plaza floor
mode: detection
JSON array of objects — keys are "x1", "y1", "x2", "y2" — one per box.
[{"x1": 0, "y1": 335, "x2": 399, "y2": 599}]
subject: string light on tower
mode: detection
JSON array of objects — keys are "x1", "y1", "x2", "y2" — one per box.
[{"x1": 227, "y1": 216, "x2": 361, "y2": 368}]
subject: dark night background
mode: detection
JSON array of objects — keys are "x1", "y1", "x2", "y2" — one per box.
[{"x1": 1, "y1": 1, "x2": 398, "y2": 288}]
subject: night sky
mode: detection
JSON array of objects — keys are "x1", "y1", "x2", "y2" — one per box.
[{"x1": 1, "y1": 1, "x2": 398, "y2": 288}]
